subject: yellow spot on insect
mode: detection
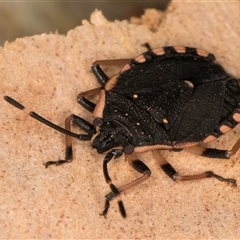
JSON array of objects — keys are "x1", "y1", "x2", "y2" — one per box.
[
  {"x1": 133, "y1": 94, "x2": 138, "y2": 98},
  {"x1": 184, "y1": 80, "x2": 194, "y2": 88},
  {"x1": 163, "y1": 118, "x2": 168, "y2": 124}
]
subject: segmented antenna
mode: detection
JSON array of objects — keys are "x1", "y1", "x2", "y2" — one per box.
[{"x1": 4, "y1": 96, "x2": 81, "y2": 139}]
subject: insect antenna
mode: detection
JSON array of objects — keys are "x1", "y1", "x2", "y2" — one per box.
[{"x1": 4, "y1": 95, "x2": 82, "y2": 139}]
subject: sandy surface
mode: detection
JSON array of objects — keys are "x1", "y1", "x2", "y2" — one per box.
[{"x1": 1, "y1": 1, "x2": 240, "y2": 239}]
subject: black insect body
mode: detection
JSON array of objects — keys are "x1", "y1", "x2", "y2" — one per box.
[{"x1": 5, "y1": 46, "x2": 240, "y2": 218}]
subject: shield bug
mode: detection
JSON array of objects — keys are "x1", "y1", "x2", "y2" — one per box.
[{"x1": 4, "y1": 46, "x2": 240, "y2": 218}]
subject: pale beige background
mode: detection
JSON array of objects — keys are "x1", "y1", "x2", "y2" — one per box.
[{"x1": 1, "y1": 1, "x2": 240, "y2": 239}]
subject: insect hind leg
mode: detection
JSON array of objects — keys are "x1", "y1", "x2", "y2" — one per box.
[
  {"x1": 91, "y1": 64, "x2": 109, "y2": 86},
  {"x1": 78, "y1": 59, "x2": 133, "y2": 112},
  {"x1": 153, "y1": 150, "x2": 237, "y2": 186},
  {"x1": 91, "y1": 59, "x2": 132, "y2": 86},
  {"x1": 91, "y1": 42, "x2": 152, "y2": 86}
]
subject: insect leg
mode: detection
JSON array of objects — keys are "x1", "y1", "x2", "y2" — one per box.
[
  {"x1": 142, "y1": 43, "x2": 152, "y2": 50},
  {"x1": 153, "y1": 150, "x2": 237, "y2": 186},
  {"x1": 183, "y1": 139, "x2": 240, "y2": 159},
  {"x1": 77, "y1": 87, "x2": 102, "y2": 112},
  {"x1": 100, "y1": 149, "x2": 126, "y2": 218},
  {"x1": 45, "y1": 114, "x2": 96, "y2": 167},
  {"x1": 78, "y1": 59, "x2": 132, "y2": 111},
  {"x1": 91, "y1": 59, "x2": 131, "y2": 86},
  {"x1": 102, "y1": 152, "x2": 151, "y2": 218},
  {"x1": 119, "y1": 153, "x2": 151, "y2": 193},
  {"x1": 4, "y1": 96, "x2": 95, "y2": 166}
]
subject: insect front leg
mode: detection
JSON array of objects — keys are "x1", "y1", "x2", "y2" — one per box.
[
  {"x1": 153, "y1": 149, "x2": 237, "y2": 186},
  {"x1": 45, "y1": 114, "x2": 96, "y2": 167}
]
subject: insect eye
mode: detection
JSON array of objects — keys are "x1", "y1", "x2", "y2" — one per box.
[
  {"x1": 124, "y1": 144, "x2": 134, "y2": 154},
  {"x1": 93, "y1": 117, "x2": 103, "y2": 128}
]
